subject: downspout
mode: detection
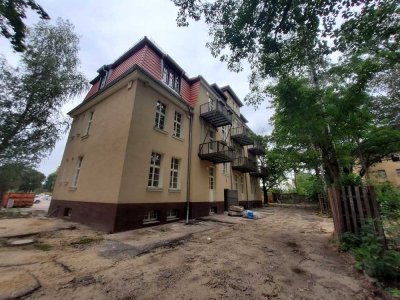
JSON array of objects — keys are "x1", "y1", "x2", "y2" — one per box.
[
  {"x1": 186, "y1": 107, "x2": 194, "y2": 224},
  {"x1": 245, "y1": 173, "x2": 249, "y2": 209}
]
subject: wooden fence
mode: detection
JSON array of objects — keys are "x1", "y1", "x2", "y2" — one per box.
[{"x1": 327, "y1": 186, "x2": 385, "y2": 240}]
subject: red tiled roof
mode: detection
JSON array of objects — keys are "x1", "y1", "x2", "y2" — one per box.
[{"x1": 83, "y1": 38, "x2": 229, "y2": 108}]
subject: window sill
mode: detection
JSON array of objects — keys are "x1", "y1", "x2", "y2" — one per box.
[
  {"x1": 143, "y1": 220, "x2": 160, "y2": 225},
  {"x1": 81, "y1": 134, "x2": 89, "y2": 140},
  {"x1": 166, "y1": 217, "x2": 179, "y2": 222},
  {"x1": 172, "y1": 135, "x2": 184, "y2": 142},
  {"x1": 69, "y1": 187, "x2": 77, "y2": 191},
  {"x1": 153, "y1": 127, "x2": 168, "y2": 135},
  {"x1": 147, "y1": 187, "x2": 163, "y2": 192},
  {"x1": 168, "y1": 189, "x2": 181, "y2": 193}
]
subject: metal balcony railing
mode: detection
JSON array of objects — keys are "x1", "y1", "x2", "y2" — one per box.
[
  {"x1": 200, "y1": 100, "x2": 232, "y2": 127},
  {"x1": 198, "y1": 141, "x2": 235, "y2": 163},
  {"x1": 231, "y1": 126, "x2": 253, "y2": 146},
  {"x1": 248, "y1": 142, "x2": 266, "y2": 156},
  {"x1": 232, "y1": 157, "x2": 258, "y2": 173},
  {"x1": 250, "y1": 166, "x2": 268, "y2": 177}
]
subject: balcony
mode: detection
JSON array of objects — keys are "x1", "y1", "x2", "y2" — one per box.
[
  {"x1": 200, "y1": 100, "x2": 232, "y2": 127},
  {"x1": 231, "y1": 126, "x2": 252, "y2": 146},
  {"x1": 248, "y1": 143, "x2": 266, "y2": 156},
  {"x1": 232, "y1": 157, "x2": 258, "y2": 173},
  {"x1": 199, "y1": 141, "x2": 235, "y2": 163},
  {"x1": 250, "y1": 166, "x2": 268, "y2": 177}
]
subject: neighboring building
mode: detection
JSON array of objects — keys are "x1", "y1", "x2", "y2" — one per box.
[
  {"x1": 49, "y1": 37, "x2": 264, "y2": 232},
  {"x1": 367, "y1": 154, "x2": 400, "y2": 186}
]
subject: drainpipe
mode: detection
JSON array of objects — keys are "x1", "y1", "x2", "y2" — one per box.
[
  {"x1": 245, "y1": 173, "x2": 249, "y2": 209},
  {"x1": 186, "y1": 107, "x2": 194, "y2": 224}
]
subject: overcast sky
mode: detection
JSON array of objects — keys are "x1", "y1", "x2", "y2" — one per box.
[{"x1": 0, "y1": 0, "x2": 273, "y2": 176}]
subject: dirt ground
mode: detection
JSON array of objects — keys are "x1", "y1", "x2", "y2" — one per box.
[{"x1": 0, "y1": 207, "x2": 377, "y2": 299}]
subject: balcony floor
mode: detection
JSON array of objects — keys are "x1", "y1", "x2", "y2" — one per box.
[
  {"x1": 200, "y1": 111, "x2": 232, "y2": 127},
  {"x1": 231, "y1": 134, "x2": 253, "y2": 146}
]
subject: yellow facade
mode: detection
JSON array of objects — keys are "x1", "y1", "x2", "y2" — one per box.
[{"x1": 367, "y1": 158, "x2": 400, "y2": 186}]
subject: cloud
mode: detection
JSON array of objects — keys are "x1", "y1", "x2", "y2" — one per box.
[{"x1": 0, "y1": 0, "x2": 274, "y2": 175}]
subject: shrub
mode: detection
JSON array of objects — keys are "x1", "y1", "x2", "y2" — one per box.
[
  {"x1": 340, "y1": 222, "x2": 400, "y2": 283},
  {"x1": 374, "y1": 182, "x2": 400, "y2": 219}
]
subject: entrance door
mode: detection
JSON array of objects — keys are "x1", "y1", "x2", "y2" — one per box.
[{"x1": 208, "y1": 166, "x2": 215, "y2": 202}]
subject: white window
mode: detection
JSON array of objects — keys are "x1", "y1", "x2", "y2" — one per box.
[
  {"x1": 377, "y1": 170, "x2": 387, "y2": 179},
  {"x1": 222, "y1": 126, "x2": 227, "y2": 141},
  {"x1": 396, "y1": 169, "x2": 400, "y2": 176},
  {"x1": 169, "y1": 158, "x2": 180, "y2": 189},
  {"x1": 209, "y1": 167, "x2": 215, "y2": 190},
  {"x1": 72, "y1": 157, "x2": 83, "y2": 187},
  {"x1": 167, "y1": 209, "x2": 178, "y2": 220},
  {"x1": 85, "y1": 111, "x2": 94, "y2": 136},
  {"x1": 143, "y1": 210, "x2": 159, "y2": 223},
  {"x1": 223, "y1": 163, "x2": 229, "y2": 175},
  {"x1": 173, "y1": 111, "x2": 182, "y2": 138},
  {"x1": 240, "y1": 175, "x2": 244, "y2": 193},
  {"x1": 209, "y1": 130, "x2": 215, "y2": 151},
  {"x1": 155, "y1": 101, "x2": 166, "y2": 130},
  {"x1": 148, "y1": 152, "x2": 162, "y2": 187}
]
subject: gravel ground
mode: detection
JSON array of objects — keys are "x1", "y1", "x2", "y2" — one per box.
[{"x1": 0, "y1": 207, "x2": 376, "y2": 299}]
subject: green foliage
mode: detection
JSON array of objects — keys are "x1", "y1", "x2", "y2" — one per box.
[
  {"x1": 34, "y1": 242, "x2": 52, "y2": 251},
  {"x1": 295, "y1": 172, "x2": 323, "y2": 201},
  {"x1": 0, "y1": 19, "x2": 87, "y2": 166},
  {"x1": 341, "y1": 222, "x2": 400, "y2": 282},
  {"x1": 374, "y1": 183, "x2": 400, "y2": 220},
  {"x1": 0, "y1": 163, "x2": 44, "y2": 193},
  {"x1": 43, "y1": 169, "x2": 57, "y2": 192},
  {"x1": 0, "y1": 0, "x2": 50, "y2": 52},
  {"x1": 18, "y1": 167, "x2": 45, "y2": 192},
  {"x1": 340, "y1": 173, "x2": 362, "y2": 187}
]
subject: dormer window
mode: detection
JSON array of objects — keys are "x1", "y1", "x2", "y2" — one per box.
[
  {"x1": 162, "y1": 63, "x2": 180, "y2": 93},
  {"x1": 99, "y1": 69, "x2": 112, "y2": 90}
]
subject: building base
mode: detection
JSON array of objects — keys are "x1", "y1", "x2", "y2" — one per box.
[
  {"x1": 49, "y1": 199, "x2": 225, "y2": 233},
  {"x1": 239, "y1": 200, "x2": 263, "y2": 209}
]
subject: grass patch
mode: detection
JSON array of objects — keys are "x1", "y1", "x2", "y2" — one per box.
[
  {"x1": 70, "y1": 236, "x2": 103, "y2": 246},
  {"x1": 34, "y1": 242, "x2": 52, "y2": 251}
]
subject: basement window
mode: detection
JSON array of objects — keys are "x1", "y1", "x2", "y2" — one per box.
[
  {"x1": 143, "y1": 210, "x2": 159, "y2": 224},
  {"x1": 63, "y1": 208, "x2": 72, "y2": 218},
  {"x1": 166, "y1": 209, "x2": 179, "y2": 220}
]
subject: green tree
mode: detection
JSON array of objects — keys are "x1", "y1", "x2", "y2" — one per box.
[
  {"x1": 43, "y1": 169, "x2": 57, "y2": 192},
  {"x1": 0, "y1": 0, "x2": 50, "y2": 52},
  {"x1": 172, "y1": 0, "x2": 399, "y2": 185},
  {"x1": 18, "y1": 166, "x2": 45, "y2": 191},
  {"x1": 0, "y1": 18, "x2": 87, "y2": 166},
  {"x1": 0, "y1": 163, "x2": 24, "y2": 195}
]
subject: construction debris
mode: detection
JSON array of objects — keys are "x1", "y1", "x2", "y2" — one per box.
[{"x1": 228, "y1": 205, "x2": 244, "y2": 217}]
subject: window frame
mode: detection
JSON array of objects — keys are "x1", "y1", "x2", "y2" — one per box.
[
  {"x1": 166, "y1": 209, "x2": 178, "y2": 220},
  {"x1": 84, "y1": 111, "x2": 94, "y2": 136},
  {"x1": 143, "y1": 210, "x2": 159, "y2": 223},
  {"x1": 155, "y1": 101, "x2": 166, "y2": 130},
  {"x1": 162, "y1": 64, "x2": 181, "y2": 93},
  {"x1": 173, "y1": 111, "x2": 183, "y2": 138},
  {"x1": 148, "y1": 152, "x2": 162, "y2": 188},
  {"x1": 72, "y1": 156, "x2": 83, "y2": 187},
  {"x1": 169, "y1": 158, "x2": 180, "y2": 190}
]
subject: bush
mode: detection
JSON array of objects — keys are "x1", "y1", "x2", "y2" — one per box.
[
  {"x1": 340, "y1": 222, "x2": 400, "y2": 283},
  {"x1": 340, "y1": 173, "x2": 363, "y2": 186},
  {"x1": 374, "y1": 182, "x2": 400, "y2": 219}
]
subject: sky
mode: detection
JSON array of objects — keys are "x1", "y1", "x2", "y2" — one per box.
[{"x1": 0, "y1": 0, "x2": 274, "y2": 176}]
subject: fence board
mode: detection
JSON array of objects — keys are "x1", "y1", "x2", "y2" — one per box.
[
  {"x1": 327, "y1": 186, "x2": 385, "y2": 242},
  {"x1": 347, "y1": 186, "x2": 358, "y2": 233},
  {"x1": 354, "y1": 187, "x2": 365, "y2": 225},
  {"x1": 341, "y1": 187, "x2": 352, "y2": 232}
]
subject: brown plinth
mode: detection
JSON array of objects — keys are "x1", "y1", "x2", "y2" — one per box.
[
  {"x1": 49, "y1": 199, "x2": 224, "y2": 233},
  {"x1": 239, "y1": 200, "x2": 263, "y2": 209}
]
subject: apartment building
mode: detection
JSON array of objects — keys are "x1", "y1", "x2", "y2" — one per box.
[
  {"x1": 367, "y1": 154, "x2": 400, "y2": 186},
  {"x1": 49, "y1": 37, "x2": 264, "y2": 233}
]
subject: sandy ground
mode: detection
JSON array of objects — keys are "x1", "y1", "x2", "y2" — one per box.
[{"x1": 0, "y1": 207, "x2": 376, "y2": 299}]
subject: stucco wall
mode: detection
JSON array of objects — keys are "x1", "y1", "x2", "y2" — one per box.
[{"x1": 53, "y1": 81, "x2": 137, "y2": 203}]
